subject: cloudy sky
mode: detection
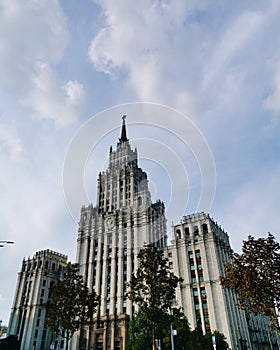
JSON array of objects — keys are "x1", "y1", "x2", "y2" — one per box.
[{"x1": 1, "y1": 0, "x2": 280, "y2": 325}]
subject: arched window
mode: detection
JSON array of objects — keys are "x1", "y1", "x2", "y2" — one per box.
[
  {"x1": 184, "y1": 227, "x2": 190, "y2": 237},
  {"x1": 176, "y1": 229, "x2": 181, "y2": 239},
  {"x1": 193, "y1": 225, "x2": 199, "y2": 236},
  {"x1": 202, "y1": 223, "x2": 208, "y2": 234}
]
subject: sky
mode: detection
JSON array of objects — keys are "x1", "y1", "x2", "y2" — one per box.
[{"x1": 0, "y1": 0, "x2": 280, "y2": 325}]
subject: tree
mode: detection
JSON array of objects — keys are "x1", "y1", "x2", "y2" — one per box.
[
  {"x1": 205, "y1": 330, "x2": 229, "y2": 350},
  {"x1": 126, "y1": 308, "x2": 192, "y2": 350},
  {"x1": 189, "y1": 328, "x2": 211, "y2": 350},
  {"x1": 44, "y1": 263, "x2": 99, "y2": 350},
  {"x1": 126, "y1": 310, "x2": 153, "y2": 350},
  {"x1": 127, "y1": 244, "x2": 183, "y2": 349},
  {"x1": 220, "y1": 233, "x2": 280, "y2": 331}
]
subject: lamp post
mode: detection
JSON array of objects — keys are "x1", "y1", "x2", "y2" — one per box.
[{"x1": 0, "y1": 240, "x2": 14, "y2": 248}]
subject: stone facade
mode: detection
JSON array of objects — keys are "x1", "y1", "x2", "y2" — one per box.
[
  {"x1": 8, "y1": 117, "x2": 279, "y2": 350},
  {"x1": 8, "y1": 249, "x2": 67, "y2": 350},
  {"x1": 74, "y1": 116, "x2": 167, "y2": 350},
  {"x1": 167, "y1": 213, "x2": 250, "y2": 349}
]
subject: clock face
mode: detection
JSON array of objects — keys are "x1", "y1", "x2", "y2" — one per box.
[{"x1": 106, "y1": 216, "x2": 114, "y2": 229}]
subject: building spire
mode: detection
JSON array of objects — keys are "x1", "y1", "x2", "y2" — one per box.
[{"x1": 119, "y1": 115, "x2": 129, "y2": 143}]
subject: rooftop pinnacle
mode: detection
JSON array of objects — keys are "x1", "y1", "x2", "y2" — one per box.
[{"x1": 119, "y1": 115, "x2": 129, "y2": 143}]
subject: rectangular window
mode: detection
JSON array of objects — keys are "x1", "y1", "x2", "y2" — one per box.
[
  {"x1": 193, "y1": 288, "x2": 198, "y2": 297},
  {"x1": 200, "y1": 287, "x2": 206, "y2": 298}
]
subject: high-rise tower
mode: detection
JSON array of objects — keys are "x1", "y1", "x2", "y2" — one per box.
[
  {"x1": 75, "y1": 116, "x2": 167, "y2": 350},
  {"x1": 8, "y1": 250, "x2": 67, "y2": 350}
]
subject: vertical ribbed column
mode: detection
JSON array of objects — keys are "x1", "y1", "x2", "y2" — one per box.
[
  {"x1": 100, "y1": 235, "x2": 108, "y2": 316},
  {"x1": 110, "y1": 226, "x2": 117, "y2": 315},
  {"x1": 95, "y1": 233, "x2": 103, "y2": 307},
  {"x1": 87, "y1": 227, "x2": 95, "y2": 289},
  {"x1": 117, "y1": 229, "x2": 124, "y2": 314},
  {"x1": 126, "y1": 223, "x2": 133, "y2": 315}
]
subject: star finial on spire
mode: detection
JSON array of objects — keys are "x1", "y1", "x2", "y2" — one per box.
[{"x1": 119, "y1": 115, "x2": 129, "y2": 142}]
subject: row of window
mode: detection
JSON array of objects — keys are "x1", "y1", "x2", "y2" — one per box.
[
  {"x1": 176, "y1": 223, "x2": 208, "y2": 239},
  {"x1": 22, "y1": 260, "x2": 63, "y2": 272}
]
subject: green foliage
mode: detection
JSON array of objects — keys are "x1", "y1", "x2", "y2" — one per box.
[
  {"x1": 126, "y1": 308, "x2": 192, "y2": 350},
  {"x1": 127, "y1": 244, "x2": 183, "y2": 349},
  {"x1": 44, "y1": 263, "x2": 99, "y2": 350},
  {"x1": 126, "y1": 310, "x2": 153, "y2": 350},
  {"x1": 127, "y1": 244, "x2": 183, "y2": 311},
  {"x1": 205, "y1": 330, "x2": 229, "y2": 350},
  {"x1": 220, "y1": 233, "x2": 280, "y2": 331},
  {"x1": 189, "y1": 328, "x2": 211, "y2": 350}
]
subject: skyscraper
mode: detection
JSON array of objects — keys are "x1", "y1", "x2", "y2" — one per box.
[
  {"x1": 75, "y1": 116, "x2": 167, "y2": 349},
  {"x1": 74, "y1": 118, "x2": 279, "y2": 350},
  {"x1": 8, "y1": 117, "x2": 279, "y2": 350},
  {"x1": 168, "y1": 212, "x2": 252, "y2": 349},
  {"x1": 8, "y1": 250, "x2": 67, "y2": 350}
]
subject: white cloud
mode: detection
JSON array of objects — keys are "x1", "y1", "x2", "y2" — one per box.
[
  {"x1": 89, "y1": 0, "x2": 280, "y2": 122},
  {"x1": 24, "y1": 62, "x2": 85, "y2": 128},
  {"x1": 0, "y1": 0, "x2": 84, "y2": 127},
  {"x1": 0, "y1": 121, "x2": 24, "y2": 160}
]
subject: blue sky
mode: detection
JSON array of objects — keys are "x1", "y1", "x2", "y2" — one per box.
[{"x1": 0, "y1": 0, "x2": 280, "y2": 325}]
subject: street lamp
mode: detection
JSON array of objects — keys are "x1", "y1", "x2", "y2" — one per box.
[{"x1": 0, "y1": 240, "x2": 14, "y2": 248}]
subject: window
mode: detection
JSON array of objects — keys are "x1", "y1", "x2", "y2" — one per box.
[
  {"x1": 193, "y1": 288, "x2": 198, "y2": 297},
  {"x1": 195, "y1": 303, "x2": 200, "y2": 310},
  {"x1": 199, "y1": 275, "x2": 204, "y2": 282},
  {"x1": 114, "y1": 341, "x2": 121, "y2": 350},
  {"x1": 202, "y1": 223, "x2": 208, "y2": 234},
  {"x1": 200, "y1": 288, "x2": 206, "y2": 298},
  {"x1": 185, "y1": 227, "x2": 190, "y2": 236},
  {"x1": 190, "y1": 264, "x2": 195, "y2": 271},
  {"x1": 195, "y1": 250, "x2": 201, "y2": 259},
  {"x1": 169, "y1": 262, "x2": 173, "y2": 269},
  {"x1": 188, "y1": 251, "x2": 194, "y2": 259},
  {"x1": 193, "y1": 226, "x2": 199, "y2": 236}
]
